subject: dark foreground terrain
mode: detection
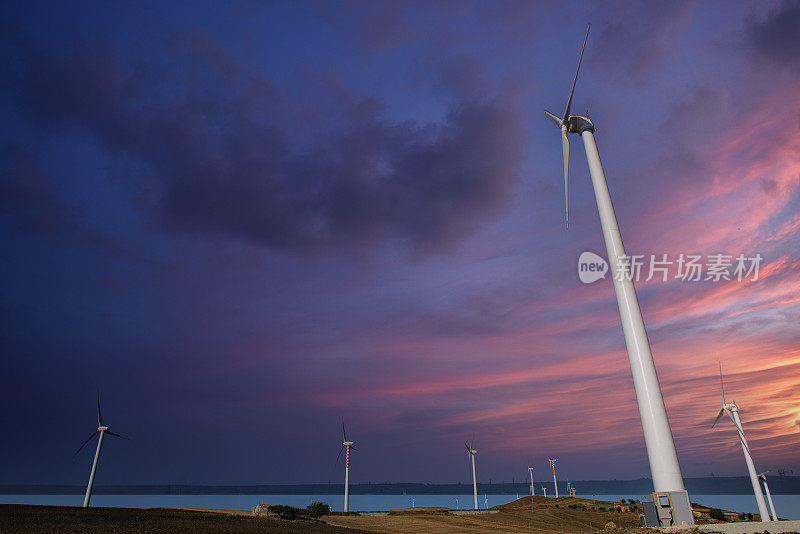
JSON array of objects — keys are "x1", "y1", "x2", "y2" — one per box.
[{"x1": 0, "y1": 504, "x2": 368, "y2": 534}]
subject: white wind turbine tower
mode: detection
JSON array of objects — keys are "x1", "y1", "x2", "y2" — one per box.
[
  {"x1": 544, "y1": 25, "x2": 693, "y2": 521},
  {"x1": 548, "y1": 458, "x2": 558, "y2": 498},
  {"x1": 465, "y1": 441, "x2": 479, "y2": 509},
  {"x1": 712, "y1": 364, "x2": 771, "y2": 521},
  {"x1": 335, "y1": 419, "x2": 356, "y2": 512},
  {"x1": 757, "y1": 471, "x2": 778, "y2": 521},
  {"x1": 528, "y1": 466, "x2": 535, "y2": 496},
  {"x1": 74, "y1": 393, "x2": 128, "y2": 507}
]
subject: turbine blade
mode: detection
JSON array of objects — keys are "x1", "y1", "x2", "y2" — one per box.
[
  {"x1": 562, "y1": 24, "x2": 590, "y2": 124},
  {"x1": 97, "y1": 391, "x2": 103, "y2": 427},
  {"x1": 341, "y1": 418, "x2": 347, "y2": 443},
  {"x1": 335, "y1": 445, "x2": 345, "y2": 466},
  {"x1": 74, "y1": 430, "x2": 99, "y2": 457},
  {"x1": 349, "y1": 445, "x2": 357, "y2": 452},
  {"x1": 719, "y1": 362, "x2": 725, "y2": 404},
  {"x1": 711, "y1": 408, "x2": 725, "y2": 428},
  {"x1": 464, "y1": 441, "x2": 471, "y2": 453},
  {"x1": 561, "y1": 125, "x2": 569, "y2": 228},
  {"x1": 544, "y1": 110, "x2": 562, "y2": 127},
  {"x1": 106, "y1": 430, "x2": 128, "y2": 440}
]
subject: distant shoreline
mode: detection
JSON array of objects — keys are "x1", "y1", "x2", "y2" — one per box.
[{"x1": 3, "y1": 476, "x2": 799, "y2": 495}]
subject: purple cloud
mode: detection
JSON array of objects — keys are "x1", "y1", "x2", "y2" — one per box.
[{"x1": 747, "y1": 1, "x2": 800, "y2": 69}]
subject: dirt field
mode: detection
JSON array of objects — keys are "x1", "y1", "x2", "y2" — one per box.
[
  {"x1": 325, "y1": 496, "x2": 642, "y2": 533},
  {"x1": 0, "y1": 497, "x2": 650, "y2": 533},
  {"x1": 0, "y1": 504, "x2": 369, "y2": 534}
]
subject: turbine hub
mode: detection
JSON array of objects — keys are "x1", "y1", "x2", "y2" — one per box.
[{"x1": 565, "y1": 115, "x2": 595, "y2": 135}]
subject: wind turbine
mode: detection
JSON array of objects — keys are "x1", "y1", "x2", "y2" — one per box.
[
  {"x1": 542, "y1": 486, "x2": 547, "y2": 497},
  {"x1": 528, "y1": 466, "x2": 535, "y2": 496},
  {"x1": 548, "y1": 458, "x2": 558, "y2": 498},
  {"x1": 465, "y1": 441, "x2": 479, "y2": 509},
  {"x1": 74, "y1": 392, "x2": 128, "y2": 507},
  {"x1": 410, "y1": 497, "x2": 415, "y2": 508},
  {"x1": 335, "y1": 419, "x2": 356, "y2": 512},
  {"x1": 544, "y1": 25, "x2": 691, "y2": 508},
  {"x1": 757, "y1": 471, "x2": 778, "y2": 521},
  {"x1": 712, "y1": 364, "x2": 771, "y2": 521},
  {"x1": 453, "y1": 496, "x2": 459, "y2": 510}
]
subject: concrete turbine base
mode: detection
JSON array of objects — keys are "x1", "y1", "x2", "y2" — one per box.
[{"x1": 659, "y1": 520, "x2": 800, "y2": 533}]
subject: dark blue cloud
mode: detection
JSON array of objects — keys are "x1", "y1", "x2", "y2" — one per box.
[
  {"x1": 2, "y1": 31, "x2": 524, "y2": 256},
  {"x1": 0, "y1": 143, "x2": 76, "y2": 237}
]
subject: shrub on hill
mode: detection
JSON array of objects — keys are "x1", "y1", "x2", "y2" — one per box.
[
  {"x1": 708, "y1": 508, "x2": 727, "y2": 522},
  {"x1": 267, "y1": 502, "x2": 331, "y2": 520},
  {"x1": 306, "y1": 501, "x2": 330, "y2": 518}
]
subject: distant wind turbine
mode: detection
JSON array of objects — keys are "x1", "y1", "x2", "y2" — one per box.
[
  {"x1": 757, "y1": 471, "x2": 778, "y2": 521},
  {"x1": 528, "y1": 466, "x2": 535, "y2": 497},
  {"x1": 712, "y1": 364, "x2": 771, "y2": 521},
  {"x1": 75, "y1": 392, "x2": 128, "y2": 507},
  {"x1": 548, "y1": 458, "x2": 558, "y2": 498},
  {"x1": 335, "y1": 419, "x2": 356, "y2": 512},
  {"x1": 544, "y1": 24, "x2": 691, "y2": 512},
  {"x1": 465, "y1": 441, "x2": 479, "y2": 509}
]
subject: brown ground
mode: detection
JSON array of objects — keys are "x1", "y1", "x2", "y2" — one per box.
[
  {"x1": 326, "y1": 496, "x2": 643, "y2": 533},
  {"x1": 0, "y1": 497, "x2": 648, "y2": 533},
  {"x1": 0, "y1": 504, "x2": 369, "y2": 534}
]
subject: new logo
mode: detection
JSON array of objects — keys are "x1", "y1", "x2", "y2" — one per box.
[{"x1": 578, "y1": 251, "x2": 608, "y2": 284}]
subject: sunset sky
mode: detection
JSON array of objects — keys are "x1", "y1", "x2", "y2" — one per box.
[{"x1": 1, "y1": 1, "x2": 799, "y2": 487}]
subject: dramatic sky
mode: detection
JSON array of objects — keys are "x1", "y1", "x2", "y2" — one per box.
[{"x1": 1, "y1": 1, "x2": 799, "y2": 487}]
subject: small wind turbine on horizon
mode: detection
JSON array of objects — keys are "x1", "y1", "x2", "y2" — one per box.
[
  {"x1": 548, "y1": 458, "x2": 558, "y2": 498},
  {"x1": 335, "y1": 419, "x2": 356, "y2": 512},
  {"x1": 465, "y1": 440, "x2": 479, "y2": 510},
  {"x1": 757, "y1": 471, "x2": 778, "y2": 521},
  {"x1": 74, "y1": 392, "x2": 128, "y2": 507},
  {"x1": 712, "y1": 364, "x2": 771, "y2": 521},
  {"x1": 527, "y1": 466, "x2": 535, "y2": 497},
  {"x1": 544, "y1": 25, "x2": 692, "y2": 515}
]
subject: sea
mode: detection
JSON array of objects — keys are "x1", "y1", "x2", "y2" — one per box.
[{"x1": 1, "y1": 493, "x2": 798, "y2": 519}]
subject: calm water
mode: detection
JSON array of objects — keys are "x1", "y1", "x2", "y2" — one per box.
[{"x1": 1, "y1": 494, "x2": 798, "y2": 519}]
